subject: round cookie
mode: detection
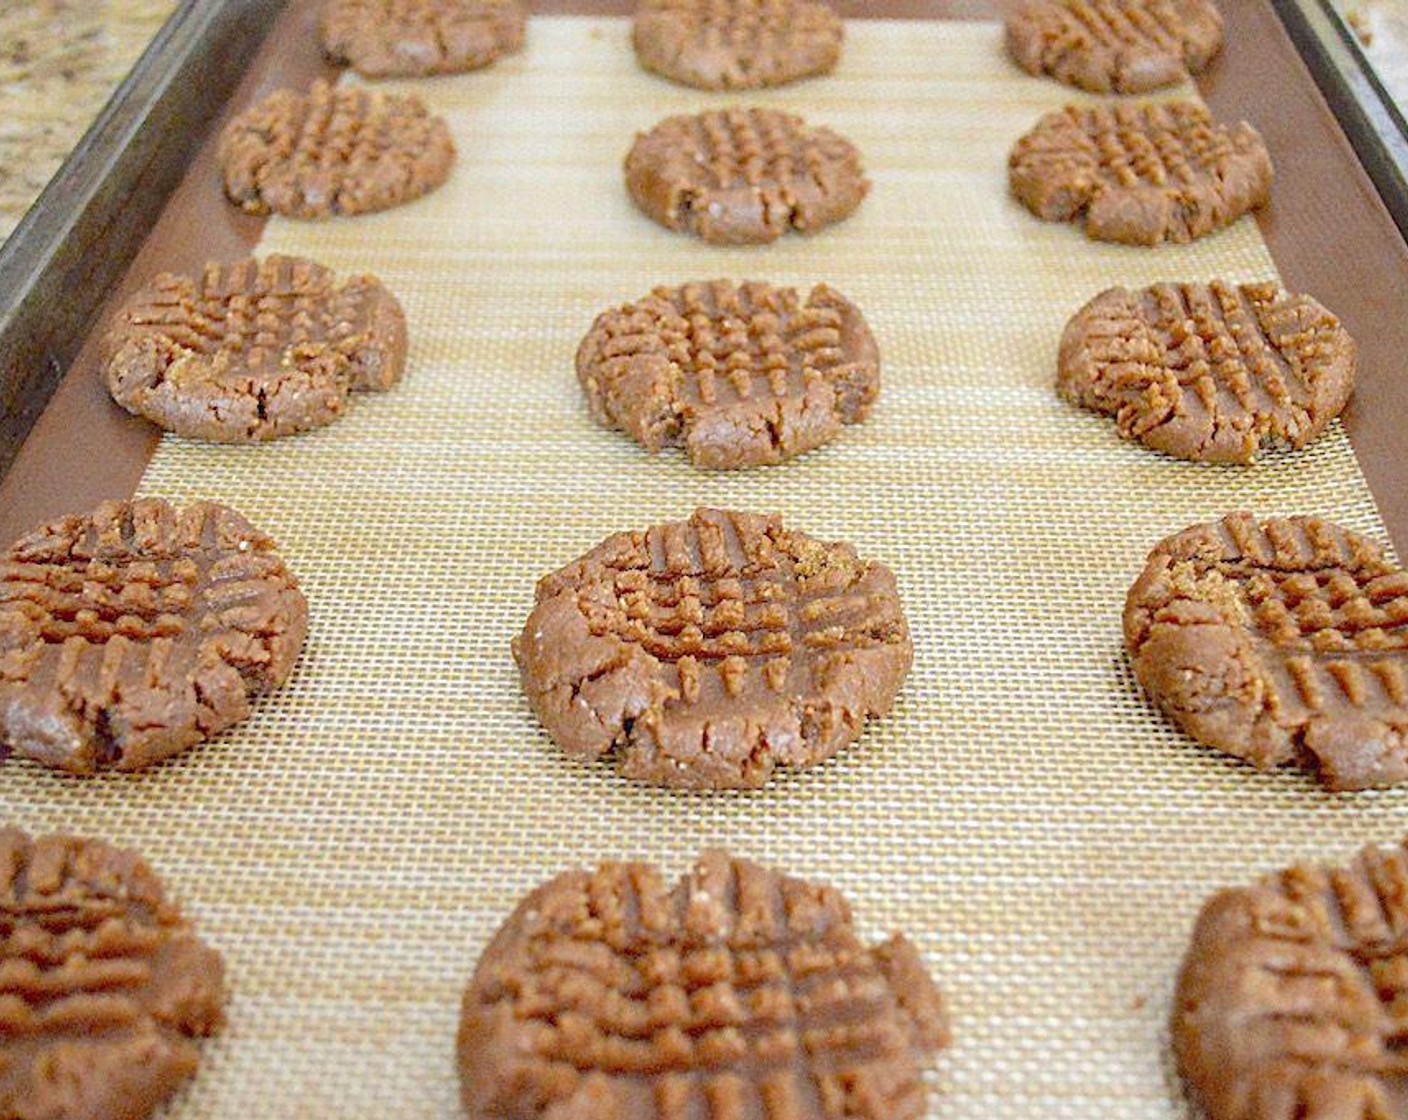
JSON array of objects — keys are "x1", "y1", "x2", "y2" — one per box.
[
  {"x1": 459, "y1": 849, "x2": 950, "y2": 1120},
  {"x1": 513, "y1": 508, "x2": 912, "y2": 789},
  {"x1": 1124, "y1": 513, "x2": 1408, "y2": 791},
  {"x1": 1008, "y1": 100, "x2": 1273, "y2": 245},
  {"x1": 1175, "y1": 839, "x2": 1408, "y2": 1120},
  {"x1": 1059, "y1": 281, "x2": 1356, "y2": 463},
  {"x1": 321, "y1": 0, "x2": 525, "y2": 79},
  {"x1": 0, "y1": 498, "x2": 308, "y2": 774},
  {"x1": 577, "y1": 280, "x2": 879, "y2": 469},
  {"x1": 0, "y1": 828, "x2": 225, "y2": 1120},
  {"x1": 1006, "y1": 0, "x2": 1223, "y2": 93},
  {"x1": 218, "y1": 79, "x2": 455, "y2": 219},
  {"x1": 633, "y1": 0, "x2": 842, "y2": 90},
  {"x1": 625, "y1": 108, "x2": 868, "y2": 244},
  {"x1": 102, "y1": 255, "x2": 407, "y2": 443}
]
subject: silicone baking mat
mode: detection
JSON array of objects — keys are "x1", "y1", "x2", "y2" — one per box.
[{"x1": 3, "y1": 16, "x2": 1400, "y2": 1119}]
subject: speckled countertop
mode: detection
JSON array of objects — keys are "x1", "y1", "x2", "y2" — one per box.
[
  {"x1": 0, "y1": 0, "x2": 176, "y2": 243},
  {"x1": 1343, "y1": 1, "x2": 1408, "y2": 109}
]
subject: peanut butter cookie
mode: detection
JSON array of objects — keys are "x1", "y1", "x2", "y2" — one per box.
[
  {"x1": 102, "y1": 256, "x2": 407, "y2": 443},
  {"x1": 513, "y1": 508, "x2": 911, "y2": 789},
  {"x1": 321, "y1": 0, "x2": 525, "y2": 79},
  {"x1": 1009, "y1": 101, "x2": 1271, "y2": 245},
  {"x1": 460, "y1": 850, "x2": 949, "y2": 1119},
  {"x1": 1007, "y1": 0, "x2": 1223, "y2": 93},
  {"x1": 1125, "y1": 513, "x2": 1408, "y2": 790},
  {"x1": 218, "y1": 79, "x2": 454, "y2": 219},
  {"x1": 577, "y1": 280, "x2": 879, "y2": 468},
  {"x1": 634, "y1": 0, "x2": 842, "y2": 90},
  {"x1": 0, "y1": 828, "x2": 224, "y2": 1120},
  {"x1": 625, "y1": 108, "x2": 868, "y2": 244},
  {"x1": 1176, "y1": 838, "x2": 1408, "y2": 1120},
  {"x1": 1059, "y1": 281, "x2": 1355, "y2": 462},
  {"x1": 0, "y1": 499, "x2": 308, "y2": 773}
]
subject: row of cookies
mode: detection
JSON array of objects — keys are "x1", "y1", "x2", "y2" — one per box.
[
  {"x1": 1, "y1": 5, "x2": 945, "y2": 1120},
  {"x1": 1009, "y1": 6, "x2": 1408, "y2": 1118}
]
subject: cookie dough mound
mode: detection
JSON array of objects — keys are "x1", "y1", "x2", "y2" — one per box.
[
  {"x1": 102, "y1": 255, "x2": 407, "y2": 443},
  {"x1": 513, "y1": 508, "x2": 912, "y2": 789},
  {"x1": 1059, "y1": 281, "x2": 1356, "y2": 462},
  {"x1": 1176, "y1": 839, "x2": 1408, "y2": 1120},
  {"x1": 634, "y1": 0, "x2": 843, "y2": 90},
  {"x1": 1008, "y1": 100, "x2": 1272, "y2": 245},
  {"x1": 577, "y1": 280, "x2": 880, "y2": 469},
  {"x1": 1124, "y1": 513, "x2": 1408, "y2": 791},
  {"x1": 625, "y1": 108, "x2": 868, "y2": 244},
  {"x1": 321, "y1": 0, "x2": 525, "y2": 79},
  {"x1": 1006, "y1": 0, "x2": 1223, "y2": 93},
  {"x1": 459, "y1": 850, "x2": 949, "y2": 1120},
  {"x1": 0, "y1": 828, "x2": 225, "y2": 1120},
  {"x1": 0, "y1": 498, "x2": 308, "y2": 774},
  {"x1": 218, "y1": 79, "x2": 455, "y2": 219}
]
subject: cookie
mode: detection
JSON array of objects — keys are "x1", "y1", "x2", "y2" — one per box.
[
  {"x1": 218, "y1": 78, "x2": 455, "y2": 219},
  {"x1": 1175, "y1": 838, "x2": 1408, "y2": 1120},
  {"x1": 321, "y1": 0, "x2": 525, "y2": 79},
  {"x1": 0, "y1": 498, "x2": 308, "y2": 774},
  {"x1": 101, "y1": 255, "x2": 407, "y2": 443},
  {"x1": 1006, "y1": 0, "x2": 1223, "y2": 93},
  {"x1": 0, "y1": 828, "x2": 224, "y2": 1120},
  {"x1": 577, "y1": 280, "x2": 879, "y2": 469},
  {"x1": 625, "y1": 108, "x2": 868, "y2": 245},
  {"x1": 1059, "y1": 281, "x2": 1356, "y2": 463},
  {"x1": 459, "y1": 849, "x2": 949, "y2": 1120},
  {"x1": 633, "y1": 0, "x2": 843, "y2": 90},
  {"x1": 1008, "y1": 100, "x2": 1272, "y2": 245},
  {"x1": 512, "y1": 508, "x2": 911, "y2": 790},
  {"x1": 1124, "y1": 513, "x2": 1408, "y2": 791}
]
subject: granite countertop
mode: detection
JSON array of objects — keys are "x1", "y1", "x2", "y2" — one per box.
[
  {"x1": 1341, "y1": 1, "x2": 1408, "y2": 108},
  {"x1": 0, "y1": 0, "x2": 176, "y2": 244}
]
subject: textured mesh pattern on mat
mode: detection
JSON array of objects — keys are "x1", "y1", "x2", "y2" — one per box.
[{"x1": 0, "y1": 19, "x2": 1399, "y2": 1120}]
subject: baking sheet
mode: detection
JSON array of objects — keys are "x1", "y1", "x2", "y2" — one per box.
[{"x1": 2, "y1": 16, "x2": 1401, "y2": 1119}]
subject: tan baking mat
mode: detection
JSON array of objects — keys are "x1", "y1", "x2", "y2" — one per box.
[{"x1": 2, "y1": 16, "x2": 1401, "y2": 1119}]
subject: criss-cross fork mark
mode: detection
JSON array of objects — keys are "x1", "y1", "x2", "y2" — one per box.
[
  {"x1": 1083, "y1": 102, "x2": 1230, "y2": 190},
  {"x1": 128, "y1": 260, "x2": 347, "y2": 368},
  {"x1": 1171, "y1": 521, "x2": 1408, "y2": 713},
  {"x1": 1046, "y1": 0, "x2": 1185, "y2": 56},
  {"x1": 1, "y1": 834, "x2": 178, "y2": 1040},
  {"x1": 595, "y1": 282, "x2": 848, "y2": 413},
  {"x1": 472, "y1": 855, "x2": 936, "y2": 1120},
  {"x1": 1243, "y1": 850, "x2": 1408, "y2": 1082},
  {"x1": 1121, "y1": 283, "x2": 1314, "y2": 436},
  {"x1": 577, "y1": 514, "x2": 896, "y2": 704},
  {"x1": 689, "y1": 109, "x2": 832, "y2": 193}
]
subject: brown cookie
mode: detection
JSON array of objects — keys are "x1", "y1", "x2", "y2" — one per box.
[
  {"x1": 218, "y1": 79, "x2": 455, "y2": 219},
  {"x1": 624, "y1": 108, "x2": 868, "y2": 245},
  {"x1": 633, "y1": 0, "x2": 843, "y2": 90},
  {"x1": 576, "y1": 280, "x2": 879, "y2": 469},
  {"x1": 0, "y1": 499, "x2": 308, "y2": 774},
  {"x1": 321, "y1": 0, "x2": 525, "y2": 79},
  {"x1": 459, "y1": 849, "x2": 949, "y2": 1120},
  {"x1": 0, "y1": 828, "x2": 225, "y2": 1120},
  {"x1": 1124, "y1": 513, "x2": 1408, "y2": 791},
  {"x1": 1175, "y1": 838, "x2": 1408, "y2": 1120},
  {"x1": 1006, "y1": 0, "x2": 1223, "y2": 93},
  {"x1": 1059, "y1": 281, "x2": 1357, "y2": 463},
  {"x1": 1008, "y1": 100, "x2": 1272, "y2": 245},
  {"x1": 101, "y1": 255, "x2": 407, "y2": 443},
  {"x1": 512, "y1": 508, "x2": 912, "y2": 790}
]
